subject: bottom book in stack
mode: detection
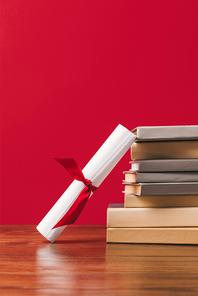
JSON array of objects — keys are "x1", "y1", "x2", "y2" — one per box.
[{"x1": 106, "y1": 203, "x2": 198, "y2": 244}]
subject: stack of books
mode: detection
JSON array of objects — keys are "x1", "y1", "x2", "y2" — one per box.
[{"x1": 106, "y1": 125, "x2": 198, "y2": 244}]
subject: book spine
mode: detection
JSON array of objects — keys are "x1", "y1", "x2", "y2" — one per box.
[
  {"x1": 131, "y1": 141, "x2": 198, "y2": 160},
  {"x1": 136, "y1": 159, "x2": 198, "y2": 172},
  {"x1": 134, "y1": 172, "x2": 198, "y2": 183},
  {"x1": 107, "y1": 227, "x2": 198, "y2": 244},
  {"x1": 107, "y1": 205, "x2": 198, "y2": 227},
  {"x1": 140, "y1": 182, "x2": 198, "y2": 196},
  {"x1": 135, "y1": 125, "x2": 198, "y2": 141},
  {"x1": 124, "y1": 194, "x2": 198, "y2": 208}
]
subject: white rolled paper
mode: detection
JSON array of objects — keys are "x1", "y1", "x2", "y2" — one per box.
[{"x1": 36, "y1": 124, "x2": 136, "y2": 242}]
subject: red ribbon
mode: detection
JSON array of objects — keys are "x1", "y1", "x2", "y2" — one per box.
[{"x1": 52, "y1": 158, "x2": 97, "y2": 229}]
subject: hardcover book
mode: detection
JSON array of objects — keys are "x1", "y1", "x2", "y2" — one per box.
[
  {"x1": 130, "y1": 159, "x2": 198, "y2": 172},
  {"x1": 124, "y1": 194, "x2": 198, "y2": 208},
  {"x1": 131, "y1": 141, "x2": 198, "y2": 160},
  {"x1": 107, "y1": 227, "x2": 198, "y2": 244},
  {"x1": 132, "y1": 125, "x2": 198, "y2": 142},
  {"x1": 123, "y1": 182, "x2": 198, "y2": 196},
  {"x1": 124, "y1": 171, "x2": 198, "y2": 183},
  {"x1": 107, "y1": 203, "x2": 198, "y2": 227}
]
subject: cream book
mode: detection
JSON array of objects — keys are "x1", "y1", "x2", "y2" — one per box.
[
  {"x1": 107, "y1": 204, "x2": 198, "y2": 227},
  {"x1": 131, "y1": 141, "x2": 198, "y2": 160},
  {"x1": 123, "y1": 182, "x2": 198, "y2": 195},
  {"x1": 107, "y1": 227, "x2": 198, "y2": 244},
  {"x1": 124, "y1": 194, "x2": 198, "y2": 208}
]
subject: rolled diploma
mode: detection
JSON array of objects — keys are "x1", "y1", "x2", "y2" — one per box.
[{"x1": 36, "y1": 124, "x2": 136, "y2": 242}]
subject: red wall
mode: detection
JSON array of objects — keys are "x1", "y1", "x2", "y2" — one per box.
[{"x1": 1, "y1": 0, "x2": 198, "y2": 225}]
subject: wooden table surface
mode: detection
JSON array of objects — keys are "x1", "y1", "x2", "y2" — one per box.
[{"x1": 0, "y1": 225, "x2": 198, "y2": 296}]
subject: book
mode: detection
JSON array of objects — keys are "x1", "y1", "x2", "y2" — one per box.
[
  {"x1": 106, "y1": 241, "x2": 198, "y2": 254},
  {"x1": 124, "y1": 171, "x2": 198, "y2": 183},
  {"x1": 131, "y1": 141, "x2": 198, "y2": 160},
  {"x1": 124, "y1": 194, "x2": 198, "y2": 208},
  {"x1": 130, "y1": 159, "x2": 198, "y2": 172},
  {"x1": 123, "y1": 182, "x2": 198, "y2": 195},
  {"x1": 107, "y1": 204, "x2": 198, "y2": 227},
  {"x1": 106, "y1": 227, "x2": 198, "y2": 244},
  {"x1": 132, "y1": 125, "x2": 198, "y2": 142}
]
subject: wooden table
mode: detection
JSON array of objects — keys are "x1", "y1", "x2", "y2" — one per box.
[{"x1": 0, "y1": 225, "x2": 198, "y2": 295}]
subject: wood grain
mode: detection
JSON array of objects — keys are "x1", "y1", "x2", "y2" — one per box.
[{"x1": 0, "y1": 225, "x2": 198, "y2": 295}]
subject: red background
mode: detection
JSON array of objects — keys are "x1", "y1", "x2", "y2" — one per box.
[{"x1": 1, "y1": 0, "x2": 198, "y2": 225}]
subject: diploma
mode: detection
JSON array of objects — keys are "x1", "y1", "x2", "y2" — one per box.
[{"x1": 36, "y1": 124, "x2": 136, "y2": 242}]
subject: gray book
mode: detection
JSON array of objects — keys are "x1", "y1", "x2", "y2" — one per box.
[
  {"x1": 130, "y1": 159, "x2": 198, "y2": 172},
  {"x1": 123, "y1": 182, "x2": 198, "y2": 196},
  {"x1": 132, "y1": 125, "x2": 198, "y2": 142},
  {"x1": 124, "y1": 171, "x2": 198, "y2": 183}
]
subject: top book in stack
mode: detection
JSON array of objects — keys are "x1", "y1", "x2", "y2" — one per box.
[
  {"x1": 131, "y1": 125, "x2": 198, "y2": 160},
  {"x1": 133, "y1": 125, "x2": 198, "y2": 142}
]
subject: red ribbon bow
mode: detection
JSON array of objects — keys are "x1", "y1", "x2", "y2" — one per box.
[{"x1": 52, "y1": 158, "x2": 97, "y2": 229}]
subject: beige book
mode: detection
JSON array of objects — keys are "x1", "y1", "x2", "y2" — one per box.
[
  {"x1": 107, "y1": 203, "x2": 198, "y2": 227},
  {"x1": 124, "y1": 194, "x2": 198, "y2": 208},
  {"x1": 106, "y1": 227, "x2": 198, "y2": 244},
  {"x1": 131, "y1": 141, "x2": 198, "y2": 160}
]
